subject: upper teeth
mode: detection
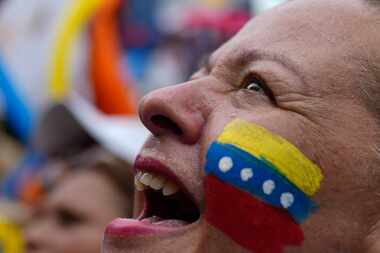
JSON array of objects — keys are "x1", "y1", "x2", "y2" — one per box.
[{"x1": 135, "y1": 171, "x2": 180, "y2": 196}]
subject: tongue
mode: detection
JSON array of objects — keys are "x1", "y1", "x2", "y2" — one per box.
[
  {"x1": 141, "y1": 216, "x2": 189, "y2": 228},
  {"x1": 106, "y1": 218, "x2": 185, "y2": 237}
]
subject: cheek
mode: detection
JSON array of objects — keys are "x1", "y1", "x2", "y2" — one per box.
[
  {"x1": 231, "y1": 89, "x2": 273, "y2": 110},
  {"x1": 199, "y1": 112, "x2": 237, "y2": 169},
  {"x1": 203, "y1": 107, "x2": 301, "y2": 152},
  {"x1": 202, "y1": 119, "x2": 324, "y2": 252},
  {"x1": 199, "y1": 109, "x2": 293, "y2": 178},
  {"x1": 199, "y1": 219, "x2": 249, "y2": 253}
]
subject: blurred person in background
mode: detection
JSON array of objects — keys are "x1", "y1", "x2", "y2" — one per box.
[
  {"x1": 18, "y1": 100, "x2": 137, "y2": 253},
  {"x1": 25, "y1": 147, "x2": 134, "y2": 253}
]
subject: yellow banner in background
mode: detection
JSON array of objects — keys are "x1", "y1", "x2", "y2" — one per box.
[
  {"x1": 50, "y1": 0, "x2": 103, "y2": 101},
  {"x1": 0, "y1": 216, "x2": 24, "y2": 253}
]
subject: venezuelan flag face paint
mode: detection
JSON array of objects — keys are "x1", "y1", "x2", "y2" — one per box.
[{"x1": 205, "y1": 119, "x2": 323, "y2": 253}]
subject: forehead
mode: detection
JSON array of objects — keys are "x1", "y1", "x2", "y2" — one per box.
[
  {"x1": 212, "y1": 0, "x2": 379, "y2": 89},
  {"x1": 227, "y1": 0, "x2": 375, "y2": 51},
  {"x1": 46, "y1": 171, "x2": 122, "y2": 219}
]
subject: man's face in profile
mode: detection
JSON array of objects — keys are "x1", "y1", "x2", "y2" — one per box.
[{"x1": 104, "y1": 0, "x2": 380, "y2": 252}]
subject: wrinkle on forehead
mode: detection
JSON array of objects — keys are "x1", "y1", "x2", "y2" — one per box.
[
  {"x1": 211, "y1": 0, "x2": 380, "y2": 94},
  {"x1": 216, "y1": 47, "x2": 307, "y2": 87}
]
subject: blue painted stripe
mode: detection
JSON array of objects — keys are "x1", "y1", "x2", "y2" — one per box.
[{"x1": 205, "y1": 142, "x2": 318, "y2": 223}]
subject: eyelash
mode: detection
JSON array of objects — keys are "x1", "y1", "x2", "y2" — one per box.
[{"x1": 242, "y1": 73, "x2": 276, "y2": 103}]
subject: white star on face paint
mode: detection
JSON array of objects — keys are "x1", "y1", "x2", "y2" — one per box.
[
  {"x1": 263, "y1": 180, "x2": 276, "y2": 195},
  {"x1": 218, "y1": 156, "x2": 233, "y2": 173},
  {"x1": 240, "y1": 168, "x2": 253, "y2": 182},
  {"x1": 281, "y1": 193, "x2": 295, "y2": 209}
]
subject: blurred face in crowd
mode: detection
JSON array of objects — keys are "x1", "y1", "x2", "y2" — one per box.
[
  {"x1": 26, "y1": 170, "x2": 130, "y2": 253},
  {"x1": 104, "y1": 0, "x2": 380, "y2": 252}
]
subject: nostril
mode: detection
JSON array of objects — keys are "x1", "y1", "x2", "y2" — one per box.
[{"x1": 151, "y1": 115, "x2": 183, "y2": 136}]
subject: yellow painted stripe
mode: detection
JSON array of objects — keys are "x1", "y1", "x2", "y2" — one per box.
[
  {"x1": 218, "y1": 119, "x2": 323, "y2": 196},
  {"x1": 50, "y1": 0, "x2": 103, "y2": 101}
]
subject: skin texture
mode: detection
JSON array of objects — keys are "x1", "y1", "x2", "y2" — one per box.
[
  {"x1": 26, "y1": 170, "x2": 131, "y2": 253},
  {"x1": 104, "y1": 0, "x2": 380, "y2": 252}
]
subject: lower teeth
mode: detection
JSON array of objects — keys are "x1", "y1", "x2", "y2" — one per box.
[
  {"x1": 140, "y1": 216, "x2": 189, "y2": 227},
  {"x1": 141, "y1": 216, "x2": 163, "y2": 223},
  {"x1": 153, "y1": 220, "x2": 189, "y2": 227}
]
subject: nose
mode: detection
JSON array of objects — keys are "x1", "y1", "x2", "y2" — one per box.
[{"x1": 139, "y1": 82, "x2": 208, "y2": 144}]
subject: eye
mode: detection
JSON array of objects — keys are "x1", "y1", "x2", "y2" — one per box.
[
  {"x1": 242, "y1": 74, "x2": 276, "y2": 103},
  {"x1": 246, "y1": 82, "x2": 263, "y2": 92},
  {"x1": 243, "y1": 75, "x2": 265, "y2": 93},
  {"x1": 56, "y1": 208, "x2": 84, "y2": 228}
]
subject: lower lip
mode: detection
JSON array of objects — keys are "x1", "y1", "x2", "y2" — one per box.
[{"x1": 105, "y1": 218, "x2": 183, "y2": 238}]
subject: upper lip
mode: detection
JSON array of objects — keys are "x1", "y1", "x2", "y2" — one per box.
[
  {"x1": 134, "y1": 155, "x2": 199, "y2": 209},
  {"x1": 135, "y1": 156, "x2": 183, "y2": 186}
]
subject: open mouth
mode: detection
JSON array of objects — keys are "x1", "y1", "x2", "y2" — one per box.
[
  {"x1": 105, "y1": 157, "x2": 200, "y2": 238},
  {"x1": 134, "y1": 160, "x2": 200, "y2": 228}
]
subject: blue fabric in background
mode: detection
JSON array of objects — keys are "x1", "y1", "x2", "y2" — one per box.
[
  {"x1": 0, "y1": 55, "x2": 34, "y2": 143},
  {"x1": 0, "y1": 152, "x2": 45, "y2": 200}
]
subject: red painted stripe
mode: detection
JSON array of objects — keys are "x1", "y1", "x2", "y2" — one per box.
[{"x1": 205, "y1": 175, "x2": 304, "y2": 253}]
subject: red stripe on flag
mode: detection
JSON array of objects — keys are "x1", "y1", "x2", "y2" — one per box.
[{"x1": 205, "y1": 175, "x2": 304, "y2": 253}]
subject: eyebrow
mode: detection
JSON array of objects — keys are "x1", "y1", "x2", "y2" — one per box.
[{"x1": 202, "y1": 49, "x2": 306, "y2": 84}]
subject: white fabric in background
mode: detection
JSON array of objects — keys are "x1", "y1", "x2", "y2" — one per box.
[
  {"x1": 250, "y1": 0, "x2": 287, "y2": 15},
  {"x1": 0, "y1": 0, "x2": 90, "y2": 118}
]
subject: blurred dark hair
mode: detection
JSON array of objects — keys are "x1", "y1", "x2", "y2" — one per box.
[{"x1": 33, "y1": 104, "x2": 97, "y2": 159}]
